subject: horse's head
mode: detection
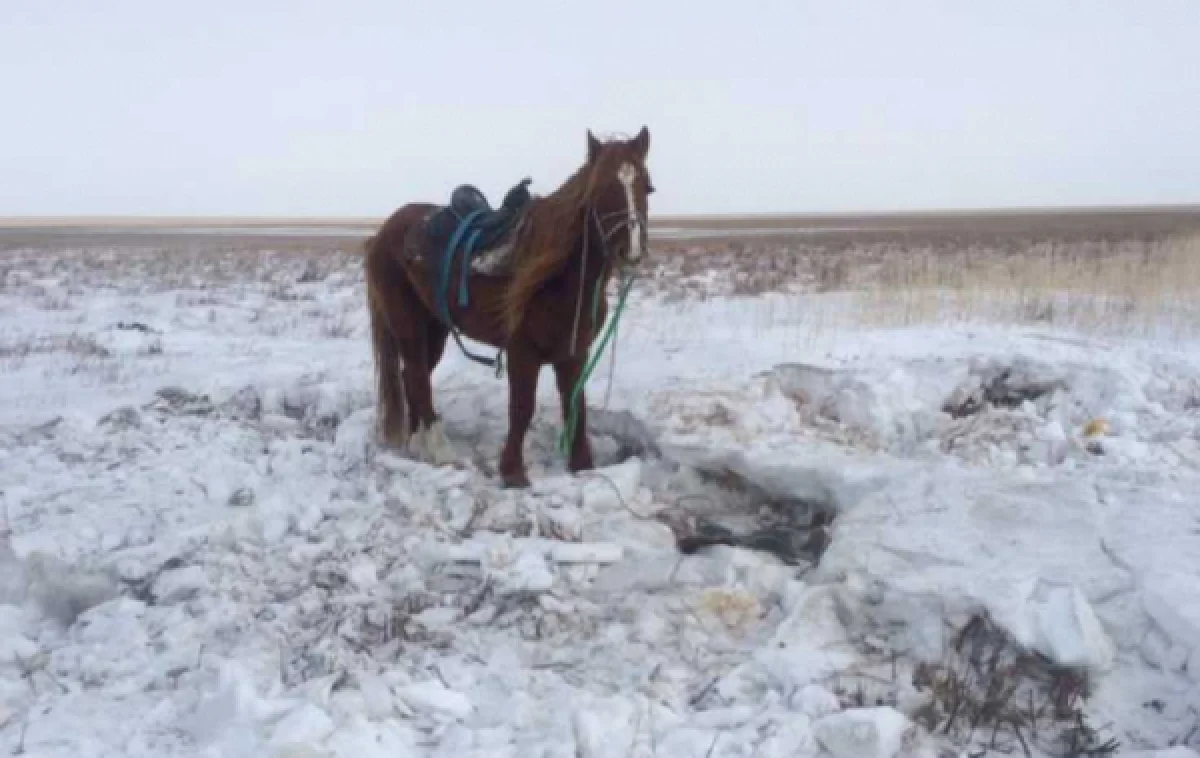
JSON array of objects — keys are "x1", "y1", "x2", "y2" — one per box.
[
  {"x1": 583, "y1": 127, "x2": 654, "y2": 267},
  {"x1": 497, "y1": 126, "x2": 654, "y2": 340}
]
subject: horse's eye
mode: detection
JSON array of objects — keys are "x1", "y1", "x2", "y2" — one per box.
[{"x1": 646, "y1": 182, "x2": 656, "y2": 195}]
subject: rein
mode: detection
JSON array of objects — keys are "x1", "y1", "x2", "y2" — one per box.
[
  {"x1": 558, "y1": 204, "x2": 642, "y2": 456},
  {"x1": 567, "y1": 207, "x2": 632, "y2": 357}
]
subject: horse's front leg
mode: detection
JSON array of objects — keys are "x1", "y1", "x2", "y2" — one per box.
[
  {"x1": 499, "y1": 349, "x2": 540, "y2": 488},
  {"x1": 555, "y1": 356, "x2": 594, "y2": 474}
]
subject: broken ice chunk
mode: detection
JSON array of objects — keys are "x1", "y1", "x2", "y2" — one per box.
[{"x1": 813, "y1": 706, "x2": 912, "y2": 758}]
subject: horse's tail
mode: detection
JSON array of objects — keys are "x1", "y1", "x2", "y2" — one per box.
[{"x1": 364, "y1": 233, "x2": 409, "y2": 448}]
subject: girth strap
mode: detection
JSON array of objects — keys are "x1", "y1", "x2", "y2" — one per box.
[{"x1": 433, "y1": 209, "x2": 505, "y2": 376}]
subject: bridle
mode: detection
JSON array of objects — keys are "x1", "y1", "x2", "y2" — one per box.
[
  {"x1": 567, "y1": 183, "x2": 648, "y2": 357},
  {"x1": 593, "y1": 206, "x2": 648, "y2": 265}
]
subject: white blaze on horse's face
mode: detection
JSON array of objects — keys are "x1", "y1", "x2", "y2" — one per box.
[{"x1": 616, "y1": 162, "x2": 644, "y2": 264}]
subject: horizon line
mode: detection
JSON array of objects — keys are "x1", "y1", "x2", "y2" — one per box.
[{"x1": 2, "y1": 201, "x2": 1200, "y2": 229}]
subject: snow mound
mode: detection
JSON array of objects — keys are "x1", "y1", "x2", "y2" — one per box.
[{"x1": 814, "y1": 464, "x2": 1123, "y2": 670}]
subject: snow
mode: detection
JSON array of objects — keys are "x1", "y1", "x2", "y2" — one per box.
[
  {"x1": 394, "y1": 680, "x2": 473, "y2": 720},
  {"x1": 3, "y1": 248, "x2": 1200, "y2": 756},
  {"x1": 812, "y1": 706, "x2": 913, "y2": 758}
]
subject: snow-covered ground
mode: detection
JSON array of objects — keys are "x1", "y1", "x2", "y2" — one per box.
[{"x1": 2, "y1": 246, "x2": 1199, "y2": 757}]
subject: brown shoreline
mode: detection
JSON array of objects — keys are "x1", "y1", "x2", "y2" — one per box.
[
  {"x1": 2, "y1": 203, "x2": 1199, "y2": 229},
  {"x1": 3, "y1": 205, "x2": 1200, "y2": 254}
]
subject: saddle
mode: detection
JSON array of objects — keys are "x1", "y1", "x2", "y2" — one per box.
[
  {"x1": 424, "y1": 178, "x2": 533, "y2": 263},
  {"x1": 420, "y1": 176, "x2": 534, "y2": 333}
]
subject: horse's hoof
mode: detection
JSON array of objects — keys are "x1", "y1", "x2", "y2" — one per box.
[
  {"x1": 500, "y1": 469, "x2": 531, "y2": 489},
  {"x1": 567, "y1": 456, "x2": 595, "y2": 474},
  {"x1": 409, "y1": 421, "x2": 458, "y2": 466}
]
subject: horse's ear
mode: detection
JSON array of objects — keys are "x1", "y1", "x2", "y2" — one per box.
[
  {"x1": 632, "y1": 126, "x2": 650, "y2": 159},
  {"x1": 587, "y1": 130, "x2": 603, "y2": 162}
]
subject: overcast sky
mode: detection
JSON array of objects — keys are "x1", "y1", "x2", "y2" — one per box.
[{"x1": 2, "y1": 1, "x2": 1198, "y2": 217}]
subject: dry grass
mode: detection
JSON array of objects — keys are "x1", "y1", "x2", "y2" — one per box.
[
  {"x1": 853, "y1": 233, "x2": 1200, "y2": 338},
  {"x1": 0, "y1": 333, "x2": 120, "y2": 380},
  {"x1": 641, "y1": 214, "x2": 1200, "y2": 339},
  {"x1": 912, "y1": 613, "x2": 1119, "y2": 757},
  {"x1": 4, "y1": 207, "x2": 1200, "y2": 340},
  {"x1": 0, "y1": 240, "x2": 361, "y2": 295},
  {"x1": 0, "y1": 333, "x2": 110, "y2": 361}
]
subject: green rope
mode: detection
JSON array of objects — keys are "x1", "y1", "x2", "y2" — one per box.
[{"x1": 558, "y1": 271, "x2": 635, "y2": 456}]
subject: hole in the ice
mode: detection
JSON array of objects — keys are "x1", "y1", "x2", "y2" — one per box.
[
  {"x1": 593, "y1": 408, "x2": 840, "y2": 569},
  {"x1": 942, "y1": 360, "x2": 1067, "y2": 419},
  {"x1": 579, "y1": 408, "x2": 662, "y2": 468},
  {"x1": 654, "y1": 462, "x2": 836, "y2": 569}
]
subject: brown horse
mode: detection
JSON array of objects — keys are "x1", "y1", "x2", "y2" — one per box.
[{"x1": 365, "y1": 128, "x2": 653, "y2": 487}]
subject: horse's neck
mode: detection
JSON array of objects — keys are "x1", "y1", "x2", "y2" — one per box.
[{"x1": 563, "y1": 208, "x2": 612, "y2": 312}]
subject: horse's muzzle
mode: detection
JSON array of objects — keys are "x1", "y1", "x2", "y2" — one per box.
[{"x1": 621, "y1": 215, "x2": 648, "y2": 265}]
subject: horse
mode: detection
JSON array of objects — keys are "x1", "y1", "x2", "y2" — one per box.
[{"x1": 364, "y1": 127, "x2": 654, "y2": 488}]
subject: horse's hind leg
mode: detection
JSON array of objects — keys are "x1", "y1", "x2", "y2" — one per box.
[
  {"x1": 406, "y1": 323, "x2": 447, "y2": 425},
  {"x1": 369, "y1": 300, "x2": 408, "y2": 445},
  {"x1": 368, "y1": 259, "x2": 453, "y2": 464},
  {"x1": 427, "y1": 323, "x2": 449, "y2": 372},
  {"x1": 499, "y1": 345, "x2": 540, "y2": 488},
  {"x1": 408, "y1": 321, "x2": 456, "y2": 465}
]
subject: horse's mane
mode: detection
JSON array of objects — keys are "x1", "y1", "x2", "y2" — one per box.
[{"x1": 497, "y1": 140, "x2": 632, "y2": 337}]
